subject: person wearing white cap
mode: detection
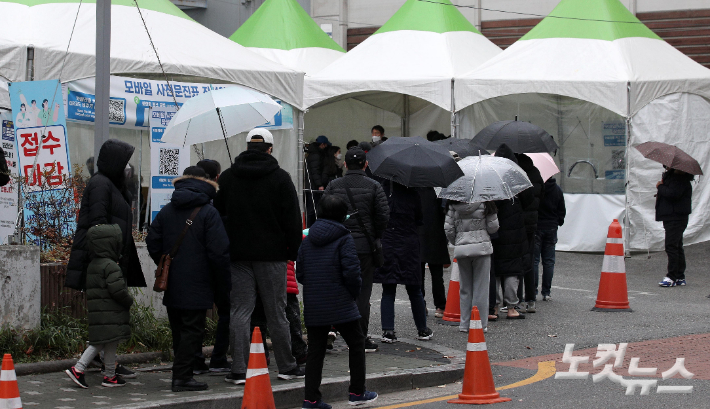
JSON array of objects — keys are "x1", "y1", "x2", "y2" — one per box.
[{"x1": 214, "y1": 128, "x2": 305, "y2": 384}]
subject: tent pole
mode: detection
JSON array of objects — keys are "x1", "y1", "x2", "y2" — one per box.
[
  {"x1": 95, "y1": 0, "x2": 111, "y2": 162},
  {"x1": 297, "y1": 110, "x2": 305, "y2": 215},
  {"x1": 450, "y1": 79, "x2": 457, "y2": 138},
  {"x1": 624, "y1": 81, "x2": 632, "y2": 257},
  {"x1": 556, "y1": 95, "x2": 565, "y2": 191},
  {"x1": 216, "y1": 107, "x2": 233, "y2": 164},
  {"x1": 403, "y1": 95, "x2": 410, "y2": 137}
]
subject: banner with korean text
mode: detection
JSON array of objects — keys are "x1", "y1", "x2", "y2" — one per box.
[
  {"x1": 149, "y1": 105, "x2": 190, "y2": 222},
  {"x1": 0, "y1": 114, "x2": 19, "y2": 244}
]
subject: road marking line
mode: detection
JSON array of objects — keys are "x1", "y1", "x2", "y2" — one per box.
[
  {"x1": 551, "y1": 286, "x2": 593, "y2": 292},
  {"x1": 374, "y1": 361, "x2": 556, "y2": 408}
]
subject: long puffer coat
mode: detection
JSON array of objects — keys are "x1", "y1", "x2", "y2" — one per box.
[
  {"x1": 418, "y1": 188, "x2": 451, "y2": 265},
  {"x1": 85, "y1": 224, "x2": 133, "y2": 345},
  {"x1": 296, "y1": 219, "x2": 362, "y2": 327},
  {"x1": 374, "y1": 181, "x2": 423, "y2": 286},
  {"x1": 67, "y1": 139, "x2": 146, "y2": 290},
  {"x1": 516, "y1": 153, "x2": 545, "y2": 236},
  {"x1": 492, "y1": 144, "x2": 528, "y2": 277},
  {"x1": 304, "y1": 142, "x2": 325, "y2": 190},
  {"x1": 146, "y1": 176, "x2": 231, "y2": 310},
  {"x1": 444, "y1": 202, "x2": 499, "y2": 259},
  {"x1": 324, "y1": 169, "x2": 390, "y2": 255},
  {"x1": 655, "y1": 169, "x2": 694, "y2": 222}
]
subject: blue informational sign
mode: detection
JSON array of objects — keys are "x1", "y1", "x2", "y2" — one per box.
[
  {"x1": 603, "y1": 122, "x2": 626, "y2": 147},
  {"x1": 605, "y1": 170, "x2": 626, "y2": 180}
]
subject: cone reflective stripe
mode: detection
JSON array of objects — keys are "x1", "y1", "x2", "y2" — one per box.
[
  {"x1": 592, "y1": 219, "x2": 632, "y2": 312},
  {"x1": 0, "y1": 354, "x2": 22, "y2": 409},
  {"x1": 449, "y1": 307, "x2": 511, "y2": 405},
  {"x1": 241, "y1": 328, "x2": 275, "y2": 409},
  {"x1": 442, "y1": 260, "x2": 461, "y2": 323}
]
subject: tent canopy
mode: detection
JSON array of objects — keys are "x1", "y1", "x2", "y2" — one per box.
[
  {"x1": 230, "y1": 0, "x2": 344, "y2": 76},
  {"x1": 0, "y1": 0, "x2": 304, "y2": 109},
  {"x1": 454, "y1": 0, "x2": 710, "y2": 117},
  {"x1": 304, "y1": 0, "x2": 501, "y2": 112}
]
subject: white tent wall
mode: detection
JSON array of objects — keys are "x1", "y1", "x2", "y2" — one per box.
[{"x1": 628, "y1": 93, "x2": 710, "y2": 251}]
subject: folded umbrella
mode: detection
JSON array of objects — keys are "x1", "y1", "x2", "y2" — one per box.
[
  {"x1": 434, "y1": 138, "x2": 489, "y2": 158},
  {"x1": 438, "y1": 155, "x2": 532, "y2": 203},
  {"x1": 160, "y1": 86, "x2": 282, "y2": 162},
  {"x1": 635, "y1": 142, "x2": 703, "y2": 176},
  {"x1": 367, "y1": 136, "x2": 464, "y2": 188},
  {"x1": 473, "y1": 120, "x2": 558, "y2": 153}
]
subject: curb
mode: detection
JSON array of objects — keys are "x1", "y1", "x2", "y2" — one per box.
[{"x1": 111, "y1": 339, "x2": 466, "y2": 409}]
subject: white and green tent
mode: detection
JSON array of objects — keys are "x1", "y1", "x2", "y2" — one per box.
[
  {"x1": 304, "y1": 0, "x2": 501, "y2": 146},
  {"x1": 0, "y1": 0, "x2": 304, "y2": 110},
  {"x1": 455, "y1": 0, "x2": 710, "y2": 252},
  {"x1": 230, "y1": 0, "x2": 344, "y2": 76}
]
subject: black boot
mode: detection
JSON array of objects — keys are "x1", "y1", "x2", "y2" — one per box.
[{"x1": 172, "y1": 378, "x2": 208, "y2": 392}]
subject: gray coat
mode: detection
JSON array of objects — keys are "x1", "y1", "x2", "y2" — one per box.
[{"x1": 444, "y1": 202, "x2": 499, "y2": 259}]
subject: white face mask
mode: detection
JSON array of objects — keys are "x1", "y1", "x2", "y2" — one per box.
[
  {"x1": 336, "y1": 153, "x2": 342, "y2": 160},
  {"x1": 372, "y1": 135, "x2": 381, "y2": 143}
]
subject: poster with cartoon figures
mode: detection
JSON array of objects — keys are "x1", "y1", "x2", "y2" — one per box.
[{"x1": 9, "y1": 80, "x2": 70, "y2": 192}]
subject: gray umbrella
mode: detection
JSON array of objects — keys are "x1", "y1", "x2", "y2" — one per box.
[
  {"x1": 438, "y1": 155, "x2": 532, "y2": 203},
  {"x1": 473, "y1": 120, "x2": 559, "y2": 153},
  {"x1": 434, "y1": 138, "x2": 489, "y2": 158}
]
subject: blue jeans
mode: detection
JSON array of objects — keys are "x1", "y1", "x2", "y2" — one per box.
[
  {"x1": 533, "y1": 229, "x2": 557, "y2": 297},
  {"x1": 381, "y1": 284, "x2": 428, "y2": 332}
]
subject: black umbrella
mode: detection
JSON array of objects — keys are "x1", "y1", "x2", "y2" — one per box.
[
  {"x1": 434, "y1": 137, "x2": 489, "y2": 158},
  {"x1": 473, "y1": 120, "x2": 559, "y2": 153},
  {"x1": 367, "y1": 136, "x2": 464, "y2": 188}
]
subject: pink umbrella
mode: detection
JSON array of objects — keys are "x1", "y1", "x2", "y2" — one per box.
[{"x1": 525, "y1": 153, "x2": 560, "y2": 181}]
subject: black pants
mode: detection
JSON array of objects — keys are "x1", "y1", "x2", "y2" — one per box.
[
  {"x1": 286, "y1": 293, "x2": 308, "y2": 359},
  {"x1": 488, "y1": 262, "x2": 497, "y2": 315},
  {"x1": 664, "y1": 218, "x2": 688, "y2": 281},
  {"x1": 356, "y1": 253, "x2": 375, "y2": 337},
  {"x1": 305, "y1": 191, "x2": 322, "y2": 227},
  {"x1": 250, "y1": 294, "x2": 270, "y2": 362},
  {"x1": 167, "y1": 308, "x2": 206, "y2": 381},
  {"x1": 305, "y1": 320, "x2": 366, "y2": 402},
  {"x1": 209, "y1": 307, "x2": 231, "y2": 367},
  {"x1": 421, "y1": 263, "x2": 447, "y2": 310},
  {"x1": 518, "y1": 232, "x2": 536, "y2": 302}
]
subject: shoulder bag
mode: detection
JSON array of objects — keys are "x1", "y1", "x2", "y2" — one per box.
[{"x1": 154, "y1": 206, "x2": 202, "y2": 292}]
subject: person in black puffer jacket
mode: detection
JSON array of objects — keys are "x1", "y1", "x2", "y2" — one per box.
[
  {"x1": 417, "y1": 187, "x2": 451, "y2": 317},
  {"x1": 515, "y1": 153, "x2": 545, "y2": 312},
  {"x1": 491, "y1": 144, "x2": 527, "y2": 319},
  {"x1": 297, "y1": 194, "x2": 377, "y2": 407},
  {"x1": 0, "y1": 145, "x2": 10, "y2": 186},
  {"x1": 534, "y1": 177, "x2": 566, "y2": 301},
  {"x1": 67, "y1": 139, "x2": 146, "y2": 290},
  {"x1": 147, "y1": 167, "x2": 231, "y2": 392},
  {"x1": 304, "y1": 135, "x2": 331, "y2": 227},
  {"x1": 655, "y1": 166, "x2": 694, "y2": 287},
  {"x1": 324, "y1": 147, "x2": 389, "y2": 352}
]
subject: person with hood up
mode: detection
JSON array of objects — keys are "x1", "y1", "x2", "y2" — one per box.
[
  {"x1": 655, "y1": 166, "x2": 694, "y2": 287},
  {"x1": 214, "y1": 128, "x2": 305, "y2": 384},
  {"x1": 375, "y1": 181, "x2": 433, "y2": 342},
  {"x1": 491, "y1": 144, "x2": 528, "y2": 319},
  {"x1": 66, "y1": 224, "x2": 134, "y2": 389},
  {"x1": 514, "y1": 153, "x2": 545, "y2": 313},
  {"x1": 147, "y1": 166, "x2": 230, "y2": 392},
  {"x1": 534, "y1": 177, "x2": 566, "y2": 301},
  {"x1": 305, "y1": 135, "x2": 331, "y2": 226},
  {"x1": 297, "y1": 194, "x2": 378, "y2": 408},
  {"x1": 444, "y1": 201, "x2": 499, "y2": 332}
]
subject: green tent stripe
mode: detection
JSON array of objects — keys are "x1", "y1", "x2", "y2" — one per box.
[
  {"x1": 230, "y1": 0, "x2": 344, "y2": 52},
  {"x1": 0, "y1": 0, "x2": 191, "y2": 20},
  {"x1": 521, "y1": 0, "x2": 661, "y2": 41},
  {"x1": 375, "y1": 0, "x2": 481, "y2": 35}
]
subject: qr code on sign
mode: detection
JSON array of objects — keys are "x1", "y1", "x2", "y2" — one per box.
[
  {"x1": 108, "y1": 99, "x2": 125, "y2": 124},
  {"x1": 159, "y1": 148, "x2": 180, "y2": 176},
  {"x1": 611, "y1": 150, "x2": 625, "y2": 170}
]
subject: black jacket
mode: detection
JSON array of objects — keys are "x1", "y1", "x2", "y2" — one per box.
[
  {"x1": 516, "y1": 153, "x2": 545, "y2": 235},
  {"x1": 305, "y1": 142, "x2": 325, "y2": 190},
  {"x1": 0, "y1": 145, "x2": 9, "y2": 186},
  {"x1": 418, "y1": 187, "x2": 451, "y2": 264},
  {"x1": 215, "y1": 149, "x2": 302, "y2": 261},
  {"x1": 67, "y1": 139, "x2": 146, "y2": 290},
  {"x1": 324, "y1": 169, "x2": 390, "y2": 254},
  {"x1": 538, "y1": 178, "x2": 566, "y2": 230},
  {"x1": 297, "y1": 219, "x2": 362, "y2": 327},
  {"x1": 147, "y1": 176, "x2": 231, "y2": 310},
  {"x1": 375, "y1": 182, "x2": 423, "y2": 285},
  {"x1": 492, "y1": 144, "x2": 527, "y2": 277},
  {"x1": 655, "y1": 170, "x2": 693, "y2": 222}
]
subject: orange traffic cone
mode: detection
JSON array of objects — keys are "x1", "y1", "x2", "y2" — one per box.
[
  {"x1": 241, "y1": 328, "x2": 275, "y2": 409},
  {"x1": 592, "y1": 219, "x2": 632, "y2": 312},
  {"x1": 441, "y1": 260, "x2": 461, "y2": 324},
  {"x1": 1, "y1": 354, "x2": 22, "y2": 409},
  {"x1": 449, "y1": 307, "x2": 511, "y2": 405}
]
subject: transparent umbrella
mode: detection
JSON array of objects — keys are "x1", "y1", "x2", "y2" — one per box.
[{"x1": 438, "y1": 155, "x2": 532, "y2": 203}]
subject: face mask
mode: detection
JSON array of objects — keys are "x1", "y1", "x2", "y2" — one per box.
[
  {"x1": 372, "y1": 136, "x2": 381, "y2": 143},
  {"x1": 336, "y1": 153, "x2": 342, "y2": 160}
]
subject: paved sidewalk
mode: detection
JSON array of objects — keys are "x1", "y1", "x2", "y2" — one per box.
[{"x1": 16, "y1": 338, "x2": 463, "y2": 409}]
